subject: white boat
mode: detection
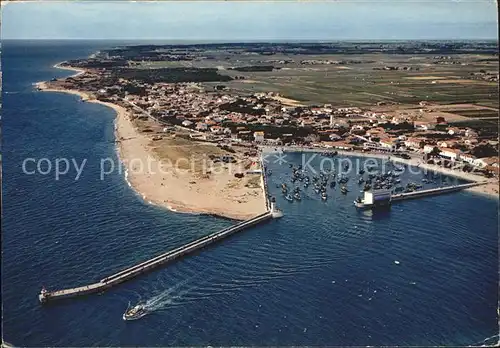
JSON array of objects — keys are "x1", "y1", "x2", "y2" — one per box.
[
  {"x1": 354, "y1": 200, "x2": 367, "y2": 208},
  {"x1": 272, "y1": 208, "x2": 284, "y2": 218},
  {"x1": 123, "y1": 302, "x2": 148, "y2": 321}
]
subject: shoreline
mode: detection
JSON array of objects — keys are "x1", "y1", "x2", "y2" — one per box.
[
  {"x1": 53, "y1": 62, "x2": 87, "y2": 77},
  {"x1": 262, "y1": 146, "x2": 499, "y2": 199}
]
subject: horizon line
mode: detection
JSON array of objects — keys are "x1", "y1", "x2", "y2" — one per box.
[{"x1": 3, "y1": 38, "x2": 499, "y2": 42}]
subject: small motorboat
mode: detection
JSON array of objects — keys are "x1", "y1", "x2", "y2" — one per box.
[
  {"x1": 341, "y1": 186, "x2": 349, "y2": 195},
  {"x1": 285, "y1": 194, "x2": 294, "y2": 202},
  {"x1": 321, "y1": 192, "x2": 328, "y2": 201},
  {"x1": 123, "y1": 302, "x2": 148, "y2": 321},
  {"x1": 294, "y1": 192, "x2": 301, "y2": 201}
]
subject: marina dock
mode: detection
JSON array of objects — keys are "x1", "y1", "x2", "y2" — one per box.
[
  {"x1": 355, "y1": 182, "x2": 486, "y2": 209},
  {"x1": 391, "y1": 182, "x2": 486, "y2": 202},
  {"x1": 39, "y1": 210, "x2": 276, "y2": 303}
]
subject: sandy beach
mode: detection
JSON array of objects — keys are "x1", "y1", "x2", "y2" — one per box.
[
  {"x1": 262, "y1": 146, "x2": 499, "y2": 199},
  {"x1": 53, "y1": 62, "x2": 87, "y2": 77},
  {"x1": 36, "y1": 81, "x2": 268, "y2": 220}
]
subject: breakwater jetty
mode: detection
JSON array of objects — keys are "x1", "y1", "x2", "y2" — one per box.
[
  {"x1": 355, "y1": 182, "x2": 486, "y2": 209},
  {"x1": 391, "y1": 182, "x2": 485, "y2": 202},
  {"x1": 261, "y1": 155, "x2": 271, "y2": 211},
  {"x1": 39, "y1": 210, "x2": 276, "y2": 303}
]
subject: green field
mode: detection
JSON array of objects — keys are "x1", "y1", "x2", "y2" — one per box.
[
  {"x1": 134, "y1": 52, "x2": 498, "y2": 109},
  {"x1": 444, "y1": 109, "x2": 499, "y2": 118}
]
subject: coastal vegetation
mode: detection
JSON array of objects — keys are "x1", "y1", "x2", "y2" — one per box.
[
  {"x1": 111, "y1": 67, "x2": 232, "y2": 83},
  {"x1": 229, "y1": 65, "x2": 277, "y2": 72},
  {"x1": 151, "y1": 137, "x2": 234, "y2": 173}
]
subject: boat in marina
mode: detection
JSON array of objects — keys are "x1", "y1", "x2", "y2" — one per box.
[
  {"x1": 285, "y1": 194, "x2": 294, "y2": 202},
  {"x1": 321, "y1": 192, "x2": 328, "y2": 200},
  {"x1": 294, "y1": 192, "x2": 302, "y2": 200},
  {"x1": 393, "y1": 186, "x2": 404, "y2": 193},
  {"x1": 341, "y1": 186, "x2": 349, "y2": 195}
]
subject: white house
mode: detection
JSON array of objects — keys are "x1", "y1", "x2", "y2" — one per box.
[
  {"x1": 195, "y1": 122, "x2": 208, "y2": 131},
  {"x1": 414, "y1": 121, "x2": 436, "y2": 131},
  {"x1": 379, "y1": 138, "x2": 397, "y2": 151},
  {"x1": 423, "y1": 145, "x2": 436, "y2": 153},
  {"x1": 363, "y1": 142, "x2": 390, "y2": 151},
  {"x1": 210, "y1": 126, "x2": 224, "y2": 135},
  {"x1": 475, "y1": 157, "x2": 499, "y2": 168},
  {"x1": 162, "y1": 126, "x2": 175, "y2": 132},
  {"x1": 329, "y1": 134, "x2": 342, "y2": 141},
  {"x1": 464, "y1": 138, "x2": 479, "y2": 146},
  {"x1": 439, "y1": 148, "x2": 461, "y2": 161},
  {"x1": 181, "y1": 120, "x2": 193, "y2": 127},
  {"x1": 460, "y1": 153, "x2": 477, "y2": 165},
  {"x1": 254, "y1": 131, "x2": 265, "y2": 142},
  {"x1": 404, "y1": 138, "x2": 423, "y2": 150},
  {"x1": 447, "y1": 127, "x2": 462, "y2": 136},
  {"x1": 437, "y1": 141, "x2": 455, "y2": 148},
  {"x1": 465, "y1": 129, "x2": 479, "y2": 138}
]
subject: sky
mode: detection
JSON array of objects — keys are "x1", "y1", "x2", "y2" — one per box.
[{"x1": 2, "y1": 1, "x2": 499, "y2": 41}]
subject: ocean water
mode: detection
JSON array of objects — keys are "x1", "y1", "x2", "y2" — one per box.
[{"x1": 2, "y1": 40, "x2": 498, "y2": 347}]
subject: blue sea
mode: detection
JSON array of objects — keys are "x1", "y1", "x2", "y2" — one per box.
[{"x1": 2, "y1": 40, "x2": 498, "y2": 347}]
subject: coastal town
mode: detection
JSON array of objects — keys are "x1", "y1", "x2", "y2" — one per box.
[
  {"x1": 35, "y1": 42, "x2": 498, "y2": 214},
  {"x1": 45, "y1": 66, "x2": 499, "y2": 176}
]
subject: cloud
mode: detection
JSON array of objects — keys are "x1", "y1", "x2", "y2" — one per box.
[{"x1": 2, "y1": 1, "x2": 498, "y2": 40}]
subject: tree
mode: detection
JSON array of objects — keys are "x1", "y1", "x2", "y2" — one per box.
[
  {"x1": 471, "y1": 144, "x2": 498, "y2": 158},
  {"x1": 429, "y1": 146, "x2": 441, "y2": 157}
]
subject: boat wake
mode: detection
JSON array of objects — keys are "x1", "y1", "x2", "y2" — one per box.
[
  {"x1": 468, "y1": 334, "x2": 500, "y2": 347},
  {"x1": 131, "y1": 264, "x2": 314, "y2": 315}
]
